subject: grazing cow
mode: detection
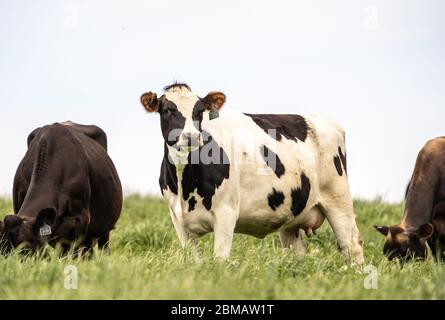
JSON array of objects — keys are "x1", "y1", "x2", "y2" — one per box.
[
  {"x1": 375, "y1": 137, "x2": 445, "y2": 261},
  {"x1": 140, "y1": 83, "x2": 364, "y2": 264},
  {"x1": 0, "y1": 122, "x2": 122, "y2": 254}
]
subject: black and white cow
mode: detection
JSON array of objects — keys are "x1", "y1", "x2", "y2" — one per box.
[{"x1": 140, "y1": 83, "x2": 364, "y2": 264}]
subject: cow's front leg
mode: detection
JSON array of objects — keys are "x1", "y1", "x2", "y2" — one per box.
[
  {"x1": 323, "y1": 204, "x2": 364, "y2": 266},
  {"x1": 213, "y1": 207, "x2": 238, "y2": 260},
  {"x1": 168, "y1": 206, "x2": 189, "y2": 247},
  {"x1": 428, "y1": 236, "x2": 445, "y2": 262},
  {"x1": 168, "y1": 206, "x2": 202, "y2": 261}
]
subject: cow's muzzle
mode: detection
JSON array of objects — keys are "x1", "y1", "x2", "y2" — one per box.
[{"x1": 178, "y1": 131, "x2": 203, "y2": 150}]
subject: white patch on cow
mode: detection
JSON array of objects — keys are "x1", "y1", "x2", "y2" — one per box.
[{"x1": 165, "y1": 87, "x2": 199, "y2": 119}]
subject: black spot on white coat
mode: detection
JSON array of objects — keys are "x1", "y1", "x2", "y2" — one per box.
[
  {"x1": 268, "y1": 188, "x2": 285, "y2": 211},
  {"x1": 291, "y1": 173, "x2": 311, "y2": 216},
  {"x1": 260, "y1": 145, "x2": 285, "y2": 178},
  {"x1": 159, "y1": 144, "x2": 179, "y2": 195},
  {"x1": 333, "y1": 146, "x2": 347, "y2": 177},
  {"x1": 338, "y1": 147, "x2": 347, "y2": 175},
  {"x1": 188, "y1": 196, "x2": 197, "y2": 212},
  {"x1": 244, "y1": 114, "x2": 309, "y2": 143},
  {"x1": 182, "y1": 132, "x2": 230, "y2": 211},
  {"x1": 333, "y1": 155, "x2": 343, "y2": 176},
  {"x1": 159, "y1": 98, "x2": 186, "y2": 146}
]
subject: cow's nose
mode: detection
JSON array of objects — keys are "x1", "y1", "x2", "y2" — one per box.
[{"x1": 182, "y1": 132, "x2": 201, "y2": 145}]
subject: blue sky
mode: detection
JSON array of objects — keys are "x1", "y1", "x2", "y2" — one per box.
[{"x1": 0, "y1": 0, "x2": 444, "y2": 201}]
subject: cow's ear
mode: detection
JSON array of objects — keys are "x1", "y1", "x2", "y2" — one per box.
[
  {"x1": 140, "y1": 92, "x2": 159, "y2": 112},
  {"x1": 418, "y1": 223, "x2": 433, "y2": 239},
  {"x1": 4, "y1": 215, "x2": 22, "y2": 229},
  {"x1": 202, "y1": 92, "x2": 226, "y2": 110},
  {"x1": 374, "y1": 225, "x2": 389, "y2": 236},
  {"x1": 34, "y1": 208, "x2": 57, "y2": 234}
]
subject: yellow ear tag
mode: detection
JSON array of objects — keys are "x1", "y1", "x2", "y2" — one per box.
[{"x1": 39, "y1": 223, "x2": 52, "y2": 236}]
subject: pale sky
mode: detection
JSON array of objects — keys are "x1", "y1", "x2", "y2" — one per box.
[{"x1": 0, "y1": 0, "x2": 444, "y2": 202}]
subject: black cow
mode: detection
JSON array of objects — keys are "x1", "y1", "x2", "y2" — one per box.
[{"x1": 0, "y1": 121, "x2": 122, "y2": 254}]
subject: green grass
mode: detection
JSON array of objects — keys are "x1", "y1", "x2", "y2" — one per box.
[{"x1": 0, "y1": 195, "x2": 444, "y2": 300}]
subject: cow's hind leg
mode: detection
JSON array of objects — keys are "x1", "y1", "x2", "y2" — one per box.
[
  {"x1": 428, "y1": 232, "x2": 445, "y2": 262},
  {"x1": 213, "y1": 205, "x2": 238, "y2": 260},
  {"x1": 279, "y1": 228, "x2": 306, "y2": 257},
  {"x1": 431, "y1": 208, "x2": 445, "y2": 261},
  {"x1": 321, "y1": 191, "x2": 364, "y2": 265}
]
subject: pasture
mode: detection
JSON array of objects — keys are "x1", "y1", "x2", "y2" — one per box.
[{"x1": 0, "y1": 195, "x2": 443, "y2": 300}]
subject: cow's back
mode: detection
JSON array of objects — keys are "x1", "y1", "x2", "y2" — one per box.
[
  {"x1": 194, "y1": 110, "x2": 346, "y2": 237},
  {"x1": 303, "y1": 114, "x2": 348, "y2": 188},
  {"x1": 65, "y1": 124, "x2": 123, "y2": 237}
]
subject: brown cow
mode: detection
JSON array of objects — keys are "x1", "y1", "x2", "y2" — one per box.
[{"x1": 375, "y1": 137, "x2": 445, "y2": 261}]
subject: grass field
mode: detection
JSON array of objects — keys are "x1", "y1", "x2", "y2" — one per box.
[{"x1": 0, "y1": 195, "x2": 444, "y2": 300}]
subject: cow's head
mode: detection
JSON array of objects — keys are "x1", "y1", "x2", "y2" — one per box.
[
  {"x1": 140, "y1": 83, "x2": 226, "y2": 152},
  {"x1": 374, "y1": 223, "x2": 433, "y2": 261},
  {"x1": 1, "y1": 202, "x2": 90, "y2": 254},
  {"x1": 0, "y1": 209, "x2": 56, "y2": 253}
]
